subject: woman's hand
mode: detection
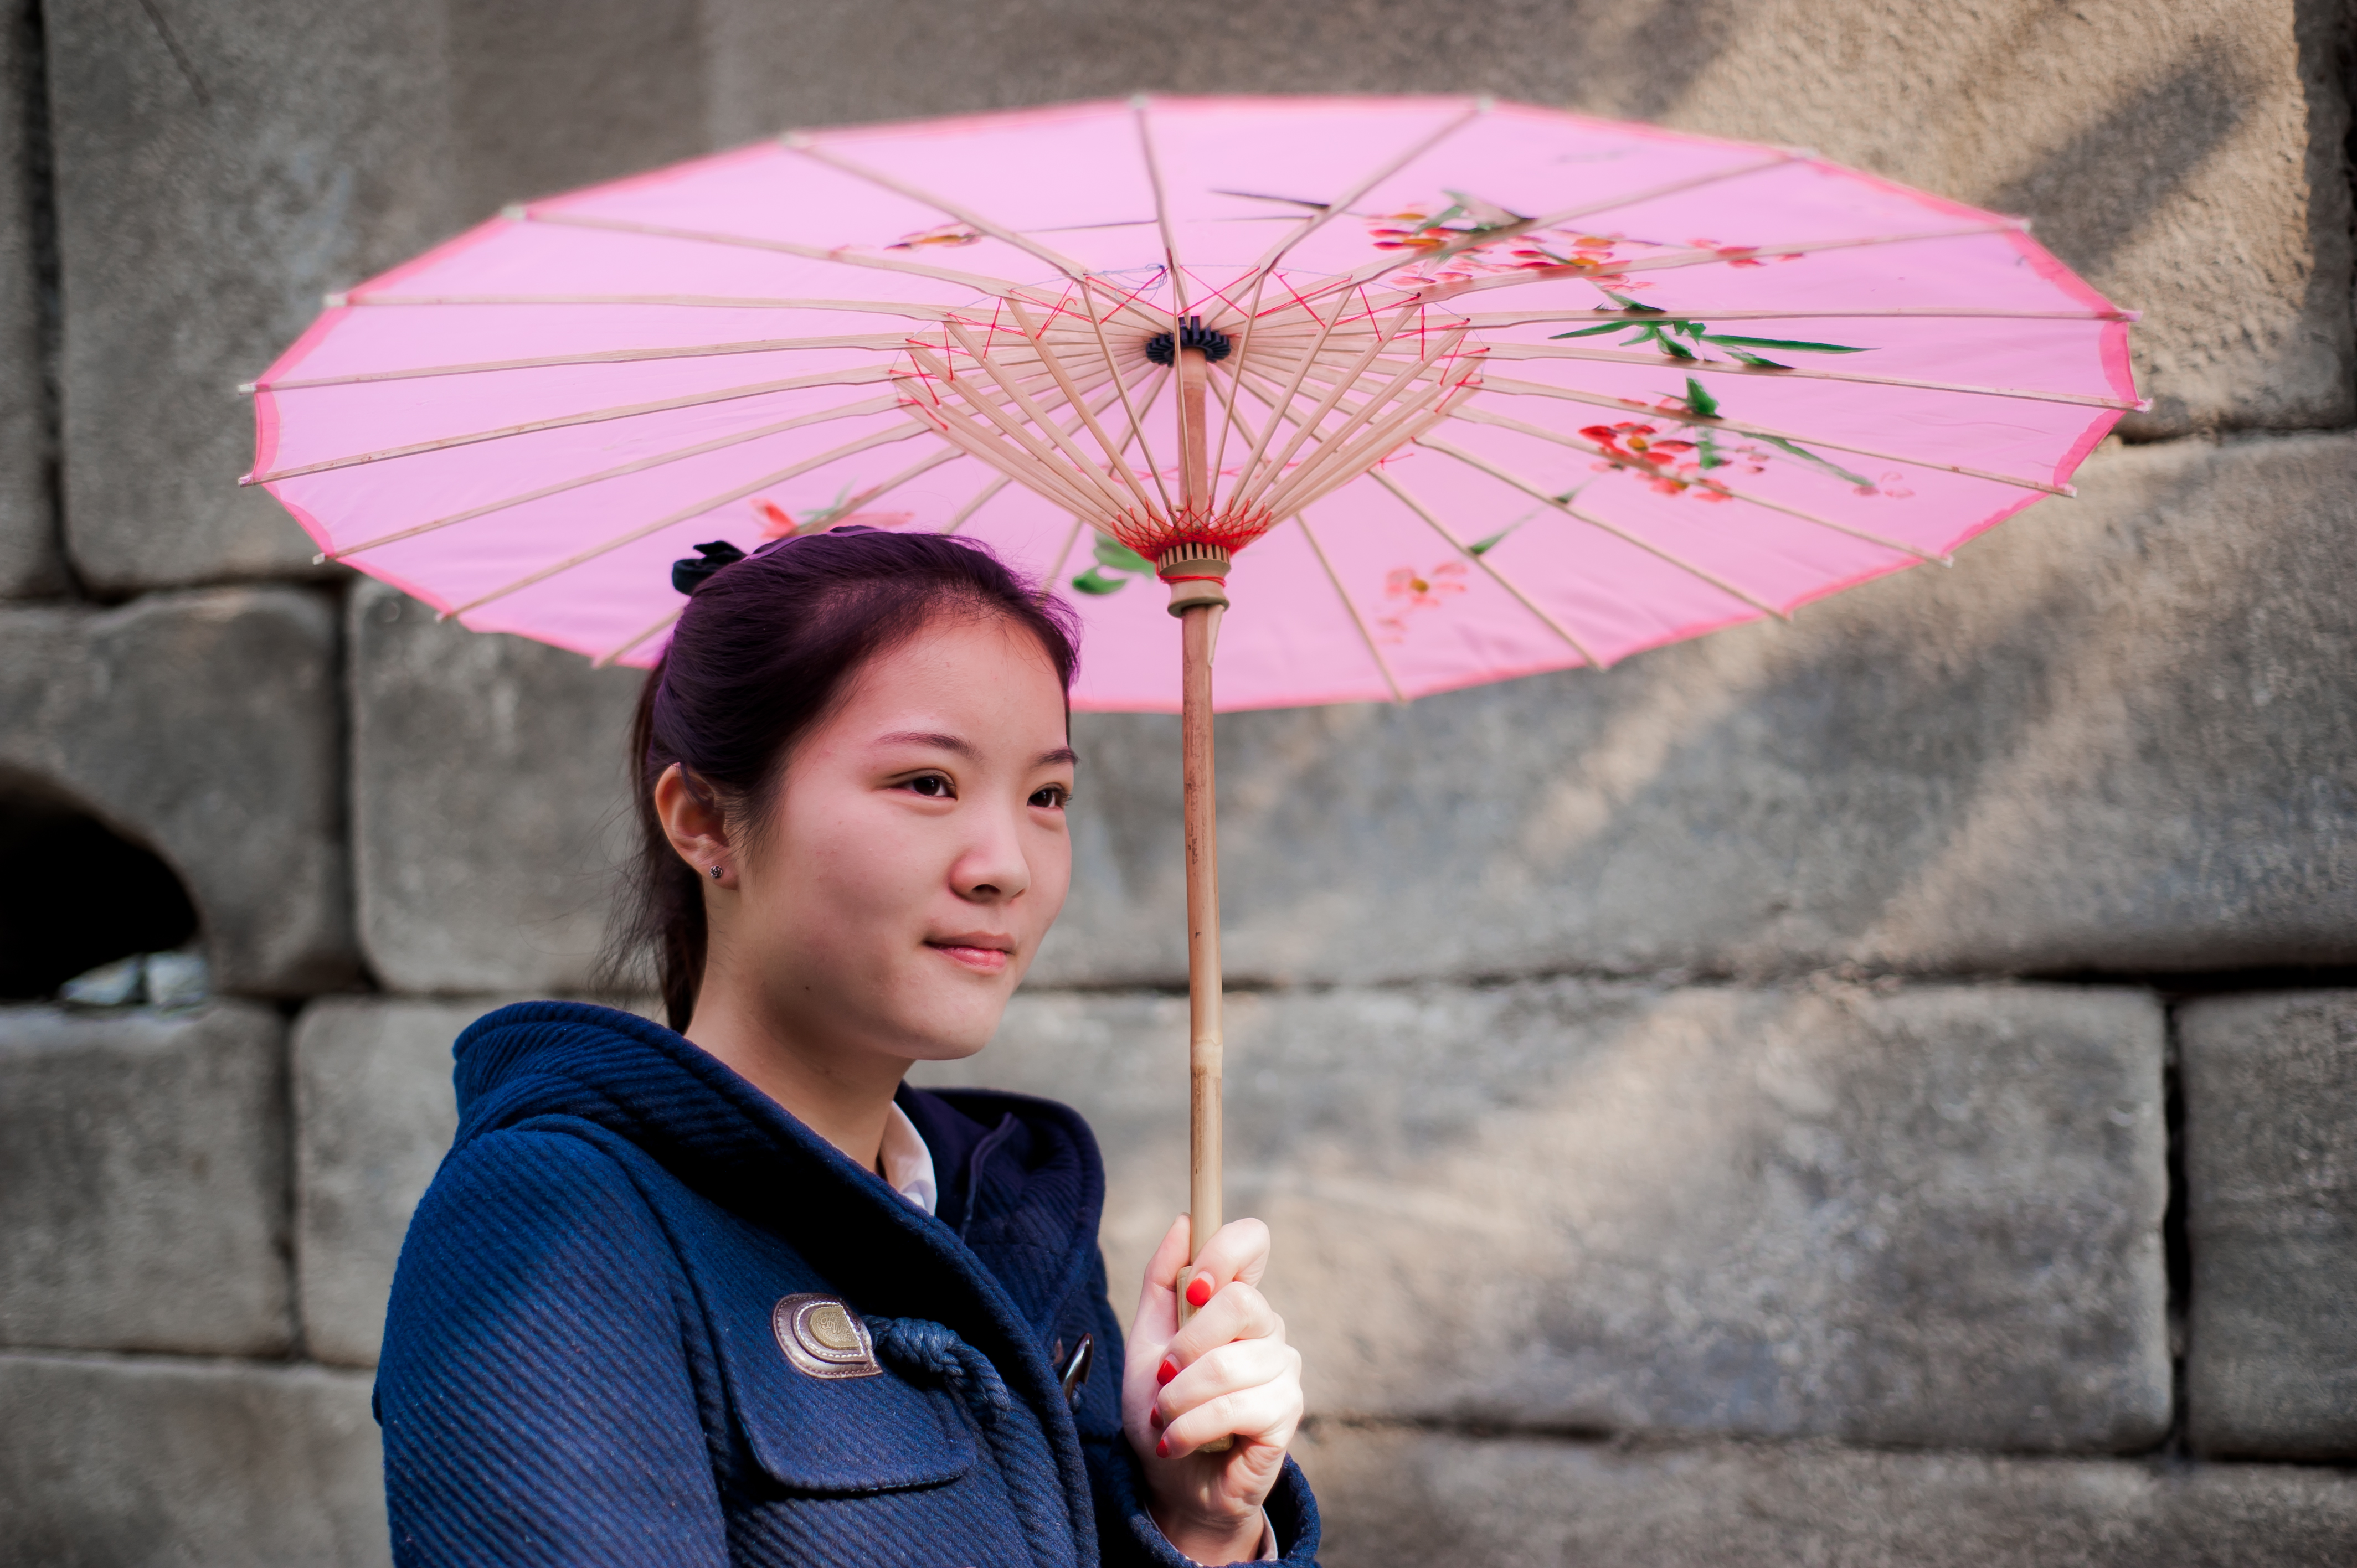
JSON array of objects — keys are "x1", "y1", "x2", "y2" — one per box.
[{"x1": 1123, "y1": 1215, "x2": 1304, "y2": 1564}]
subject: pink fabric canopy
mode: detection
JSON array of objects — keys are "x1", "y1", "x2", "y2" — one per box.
[{"x1": 249, "y1": 95, "x2": 2136, "y2": 711}]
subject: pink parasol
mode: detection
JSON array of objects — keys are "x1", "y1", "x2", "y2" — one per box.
[{"x1": 247, "y1": 94, "x2": 2136, "y2": 1312}]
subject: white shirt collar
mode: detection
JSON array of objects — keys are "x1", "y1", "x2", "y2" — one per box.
[{"x1": 878, "y1": 1100, "x2": 938, "y2": 1216}]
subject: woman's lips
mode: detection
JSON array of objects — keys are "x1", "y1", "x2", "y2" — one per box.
[{"x1": 928, "y1": 941, "x2": 1011, "y2": 974}]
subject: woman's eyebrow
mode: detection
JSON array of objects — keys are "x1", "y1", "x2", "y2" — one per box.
[
  {"x1": 875, "y1": 730, "x2": 975, "y2": 758},
  {"x1": 873, "y1": 732, "x2": 1075, "y2": 769}
]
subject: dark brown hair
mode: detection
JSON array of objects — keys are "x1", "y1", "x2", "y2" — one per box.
[{"x1": 608, "y1": 527, "x2": 1080, "y2": 1030}]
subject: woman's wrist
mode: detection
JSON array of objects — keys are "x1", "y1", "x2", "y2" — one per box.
[{"x1": 1147, "y1": 1498, "x2": 1268, "y2": 1565}]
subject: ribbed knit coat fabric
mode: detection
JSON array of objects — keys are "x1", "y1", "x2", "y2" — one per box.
[{"x1": 375, "y1": 1001, "x2": 1321, "y2": 1567}]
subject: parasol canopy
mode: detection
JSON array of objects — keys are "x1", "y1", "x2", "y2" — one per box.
[{"x1": 246, "y1": 95, "x2": 2138, "y2": 711}]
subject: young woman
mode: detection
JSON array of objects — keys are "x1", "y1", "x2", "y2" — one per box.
[{"x1": 375, "y1": 527, "x2": 1316, "y2": 1566}]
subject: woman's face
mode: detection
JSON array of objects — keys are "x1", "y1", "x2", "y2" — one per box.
[{"x1": 712, "y1": 611, "x2": 1075, "y2": 1069}]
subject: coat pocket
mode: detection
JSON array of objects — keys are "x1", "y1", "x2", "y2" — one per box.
[{"x1": 716, "y1": 1292, "x2": 979, "y2": 1495}]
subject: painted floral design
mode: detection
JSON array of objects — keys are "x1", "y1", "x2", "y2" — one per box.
[
  {"x1": 1574, "y1": 377, "x2": 1913, "y2": 499},
  {"x1": 754, "y1": 492, "x2": 914, "y2": 539},
  {"x1": 1375, "y1": 559, "x2": 1468, "y2": 640}
]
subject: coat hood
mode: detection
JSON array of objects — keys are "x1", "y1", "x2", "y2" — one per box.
[{"x1": 447, "y1": 1000, "x2": 1109, "y2": 1361}]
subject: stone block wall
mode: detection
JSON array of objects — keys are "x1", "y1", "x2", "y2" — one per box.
[{"x1": 2, "y1": 3, "x2": 2353, "y2": 1564}]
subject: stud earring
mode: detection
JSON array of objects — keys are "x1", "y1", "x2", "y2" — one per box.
[{"x1": 708, "y1": 865, "x2": 725, "y2": 881}]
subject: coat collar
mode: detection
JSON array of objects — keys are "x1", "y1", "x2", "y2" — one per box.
[{"x1": 450, "y1": 1001, "x2": 1107, "y2": 1383}]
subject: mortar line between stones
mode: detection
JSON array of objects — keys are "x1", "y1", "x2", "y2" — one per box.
[
  {"x1": 1298, "y1": 1411, "x2": 2352, "y2": 1473},
  {"x1": 2160, "y1": 1000, "x2": 2192, "y2": 1458},
  {"x1": 1016, "y1": 961, "x2": 2357, "y2": 1002},
  {"x1": 14, "y1": 0, "x2": 75, "y2": 600}
]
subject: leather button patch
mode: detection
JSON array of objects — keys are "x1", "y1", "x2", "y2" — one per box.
[{"x1": 773, "y1": 1293, "x2": 882, "y2": 1379}]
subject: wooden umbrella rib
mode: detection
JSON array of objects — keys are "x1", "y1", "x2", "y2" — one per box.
[
  {"x1": 938, "y1": 320, "x2": 1138, "y2": 514},
  {"x1": 591, "y1": 605, "x2": 687, "y2": 669},
  {"x1": 1236, "y1": 301, "x2": 1419, "y2": 508},
  {"x1": 1448, "y1": 404, "x2": 1948, "y2": 563},
  {"x1": 1472, "y1": 373, "x2": 2072, "y2": 494},
  {"x1": 1253, "y1": 350, "x2": 1445, "y2": 514},
  {"x1": 996, "y1": 299, "x2": 1165, "y2": 519},
  {"x1": 1066, "y1": 272, "x2": 1177, "y2": 518},
  {"x1": 1293, "y1": 513, "x2": 1407, "y2": 704},
  {"x1": 905, "y1": 367, "x2": 1118, "y2": 522},
  {"x1": 811, "y1": 444, "x2": 969, "y2": 525},
  {"x1": 1216, "y1": 353, "x2": 1452, "y2": 507},
  {"x1": 254, "y1": 333, "x2": 915, "y2": 390},
  {"x1": 1463, "y1": 306, "x2": 2137, "y2": 328},
  {"x1": 943, "y1": 475, "x2": 1012, "y2": 536},
  {"x1": 445, "y1": 422, "x2": 934, "y2": 617},
  {"x1": 1215, "y1": 98, "x2": 1488, "y2": 479},
  {"x1": 1481, "y1": 342, "x2": 2140, "y2": 409},
  {"x1": 908, "y1": 341, "x2": 1130, "y2": 519},
  {"x1": 246, "y1": 366, "x2": 897, "y2": 484},
  {"x1": 1275, "y1": 394, "x2": 1470, "y2": 518},
  {"x1": 1036, "y1": 515, "x2": 1089, "y2": 597},
  {"x1": 1244, "y1": 100, "x2": 1489, "y2": 276},
  {"x1": 916, "y1": 397, "x2": 1112, "y2": 523},
  {"x1": 1567, "y1": 224, "x2": 2021, "y2": 279},
  {"x1": 1131, "y1": 98, "x2": 1192, "y2": 322},
  {"x1": 784, "y1": 136, "x2": 1096, "y2": 284},
  {"x1": 322, "y1": 394, "x2": 910, "y2": 561},
  {"x1": 522, "y1": 209, "x2": 1015, "y2": 293},
  {"x1": 1369, "y1": 469, "x2": 1603, "y2": 667},
  {"x1": 1293, "y1": 152, "x2": 1796, "y2": 311},
  {"x1": 1393, "y1": 223, "x2": 2025, "y2": 308},
  {"x1": 1232, "y1": 289, "x2": 1387, "y2": 496},
  {"x1": 1419, "y1": 436, "x2": 1789, "y2": 618},
  {"x1": 1255, "y1": 347, "x2": 1463, "y2": 518},
  {"x1": 342, "y1": 293, "x2": 956, "y2": 317}
]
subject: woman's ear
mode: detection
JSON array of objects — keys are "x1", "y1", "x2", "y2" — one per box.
[{"x1": 653, "y1": 763, "x2": 736, "y2": 886}]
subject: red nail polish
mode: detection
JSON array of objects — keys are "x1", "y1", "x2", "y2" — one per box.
[
  {"x1": 1185, "y1": 1275, "x2": 1213, "y2": 1308},
  {"x1": 1155, "y1": 1436, "x2": 1170, "y2": 1458},
  {"x1": 1149, "y1": 1407, "x2": 1166, "y2": 1430},
  {"x1": 1156, "y1": 1356, "x2": 1179, "y2": 1386}
]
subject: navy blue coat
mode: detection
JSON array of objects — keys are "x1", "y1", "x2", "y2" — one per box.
[{"x1": 375, "y1": 1001, "x2": 1320, "y2": 1567}]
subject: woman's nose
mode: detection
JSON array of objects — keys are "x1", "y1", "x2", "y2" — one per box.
[{"x1": 952, "y1": 807, "x2": 1032, "y2": 902}]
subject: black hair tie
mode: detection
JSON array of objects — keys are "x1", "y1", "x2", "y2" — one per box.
[{"x1": 671, "y1": 540, "x2": 745, "y2": 595}]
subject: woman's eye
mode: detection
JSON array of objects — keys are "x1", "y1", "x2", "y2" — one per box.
[
  {"x1": 905, "y1": 773, "x2": 954, "y2": 798},
  {"x1": 1030, "y1": 785, "x2": 1069, "y2": 809}
]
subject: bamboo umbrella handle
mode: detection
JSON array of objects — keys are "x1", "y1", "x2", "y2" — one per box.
[
  {"x1": 1180, "y1": 594, "x2": 1223, "y2": 1307},
  {"x1": 1166, "y1": 342, "x2": 1236, "y2": 1453}
]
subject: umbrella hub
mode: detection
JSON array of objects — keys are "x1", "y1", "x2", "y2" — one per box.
[
  {"x1": 1144, "y1": 316, "x2": 1233, "y2": 365},
  {"x1": 1156, "y1": 540, "x2": 1231, "y2": 616}
]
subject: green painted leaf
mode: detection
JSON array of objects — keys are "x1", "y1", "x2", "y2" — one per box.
[
  {"x1": 1468, "y1": 513, "x2": 1535, "y2": 555},
  {"x1": 1681, "y1": 376, "x2": 1720, "y2": 419},
  {"x1": 1699, "y1": 334, "x2": 1869, "y2": 354},
  {"x1": 1603, "y1": 291, "x2": 1663, "y2": 314},
  {"x1": 1660, "y1": 338, "x2": 1697, "y2": 360},
  {"x1": 1724, "y1": 348, "x2": 1792, "y2": 370},
  {"x1": 1548, "y1": 321, "x2": 1629, "y2": 338},
  {"x1": 1093, "y1": 535, "x2": 1156, "y2": 574},
  {"x1": 1069, "y1": 566, "x2": 1128, "y2": 595},
  {"x1": 1755, "y1": 435, "x2": 1875, "y2": 489}
]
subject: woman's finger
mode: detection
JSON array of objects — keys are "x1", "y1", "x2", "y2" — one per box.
[
  {"x1": 1155, "y1": 1339, "x2": 1299, "y2": 1421},
  {"x1": 1133, "y1": 1213, "x2": 1191, "y2": 1325},
  {"x1": 1177, "y1": 1218, "x2": 1269, "y2": 1309},
  {"x1": 1156, "y1": 1381, "x2": 1304, "y2": 1459},
  {"x1": 1165, "y1": 1280, "x2": 1281, "y2": 1366}
]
